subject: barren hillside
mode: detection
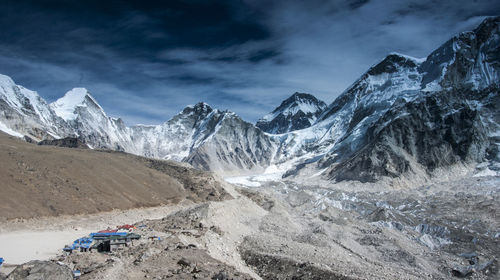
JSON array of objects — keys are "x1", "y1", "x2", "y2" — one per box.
[{"x1": 0, "y1": 132, "x2": 230, "y2": 220}]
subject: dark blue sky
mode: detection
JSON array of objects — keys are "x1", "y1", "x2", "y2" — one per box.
[{"x1": 0, "y1": 0, "x2": 499, "y2": 125}]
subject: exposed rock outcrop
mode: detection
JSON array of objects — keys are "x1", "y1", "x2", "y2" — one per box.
[
  {"x1": 6, "y1": 260, "x2": 73, "y2": 280},
  {"x1": 38, "y1": 137, "x2": 89, "y2": 149}
]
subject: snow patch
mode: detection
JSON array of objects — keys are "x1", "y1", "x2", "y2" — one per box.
[
  {"x1": 474, "y1": 167, "x2": 499, "y2": 177},
  {"x1": 225, "y1": 176, "x2": 262, "y2": 187},
  {"x1": 0, "y1": 121, "x2": 23, "y2": 137},
  {"x1": 418, "y1": 234, "x2": 452, "y2": 250},
  {"x1": 51, "y1": 88, "x2": 92, "y2": 121},
  {"x1": 389, "y1": 52, "x2": 426, "y2": 64}
]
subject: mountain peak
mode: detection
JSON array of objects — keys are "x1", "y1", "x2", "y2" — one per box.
[
  {"x1": 50, "y1": 88, "x2": 103, "y2": 121},
  {"x1": 288, "y1": 92, "x2": 321, "y2": 104},
  {"x1": 257, "y1": 92, "x2": 327, "y2": 134},
  {"x1": 182, "y1": 102, "x2": 214, "y2": 116},
  {"x1": 272, "y1": 92, "x2": 326, "y2": 115},
  {"x1": 367, "y1": 53, "x2": 422, "y2": 76},
  {"x1": 193, "y1": 102, "x2": 213, "y2": 111},
  {"x1": 420, "y1": 16, "x2": 500, "y2": 91},
  {"x1": 0, "y1": 73, "x2": 16, "y2": 86},
  {"x1": 63, "y1": 87, "x2": 90, "y2": 102},
  {"x1": 473, "y1": 16, "x2": 499, "y2": 41},
  {"x1": 290, "y1": 92, "x2": 315, "y2": 99}
]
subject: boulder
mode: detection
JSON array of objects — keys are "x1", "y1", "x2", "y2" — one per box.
[{"x1": 7, "y1": 260, "x2": 72, "y2": 280}]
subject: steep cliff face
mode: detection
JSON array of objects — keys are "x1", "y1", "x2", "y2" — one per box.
[
  {"x1": 187, "y1": 112, "x2": 278, "y2": 175},
  {"x1": 316, "y1": 18, "x2": 500, "y2": 181},
  {"x1": 50, "y1": 88, "x2": 136, "y2": 152},
  {"x1": 256, "y1": 92, "x2": 326, "y2": 134},
  {"x1": 420, "y1": 17, "x2": 500, "y2": 91},
  {"x1": 325, "y1": 89, "x2": 496, "y2": 182},
  {"x1": 129, "y1": 102, "x2": 219, "y2": 161},
  {"x1": 281, "y1": 17, "x2": 500, "y2": 181},
  {"x1": 0, "y1": 74, "x2": 73, "y2": 140}
]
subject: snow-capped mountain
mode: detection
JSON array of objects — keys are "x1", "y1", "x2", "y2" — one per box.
[
  {"x1": 278, "y1": 16, "x2": 500, "y2": 181},
  {"x1": 270, "y1": 52, "x2": 427, "y2": 170},
  {"x1": 129, "y1": 102, "x2": 218, "y2": 161},
  {"x1": 50, "y1": 88, "x2": 136, "y2": 151},
  {"x1": 0, "y1": 74, "x2": 73, "y2": 140},
  {"x1": 131, "y1": 102, "x2": 277, "y2": 175},
  {"x1": 185, "y1": 109, "x2": 278, "y2": 175},
  {"x1": 0, "y1": 16, "x2": 498, "y2": 181},
  {"x1": 0, "y1": 83, "x2": 276, "y2": 176},
  {"x1": 256, "y1": 92, "x2": 327, "y2": 134}
]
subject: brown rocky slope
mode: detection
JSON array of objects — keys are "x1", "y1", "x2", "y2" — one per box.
[{"x1": 0, "y1": 132, "x2": 230, "y2": 220}]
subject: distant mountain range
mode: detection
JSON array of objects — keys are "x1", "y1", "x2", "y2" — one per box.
[{"x1": 1, "y1": 16, "x2": 499, "y2": 182}]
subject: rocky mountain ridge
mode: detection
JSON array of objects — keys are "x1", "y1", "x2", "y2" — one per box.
[
  {"x1": 0, "y1": 16, "x2": 499, "y2": 182},
  {"x1": 0, "y1": 82, "x2": 277, "y2": 176},
  {"x1": 274, "y1": 16, "x2": 500, "y2": 182}
]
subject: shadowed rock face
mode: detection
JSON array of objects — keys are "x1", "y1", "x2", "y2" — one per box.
[
  {"x1": 367, "y1": 54, "x2": 418, "y2": 76},
  {"x1": 420, "y1": 17, "x2": 500, "y2": 90},
  {"x1": 301, "y1": 17, "x2": 500, "y2": 182},
  {"x1": 256, "y1": 92, "x2": 327, "y2": 134},
  {"x1": 38, "y1": 137, "x2": 89, "y2": 149},
  {"x1": 240, "y1": 249, "x2": 356, "y2": 280},
  {"x1": 325, "y1": 88, "x2": 496, "y2": 182}
]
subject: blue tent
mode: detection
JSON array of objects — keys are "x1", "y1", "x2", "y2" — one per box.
[
  {"x1": 63, "y1": 237, "x2": 94, "y2": 251},
  {"x1": 0, "y1": 257, "x2": 4, "y2": 266},
  {"x1": 90, "y1": 232, "x2": 127, "y2": 237}
]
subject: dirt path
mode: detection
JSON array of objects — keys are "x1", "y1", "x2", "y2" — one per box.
[{"x1": 0, "y1": 202, "x2": 190, "y2": 265}]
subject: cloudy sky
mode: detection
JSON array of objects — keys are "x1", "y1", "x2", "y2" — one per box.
[{"x1": 0, "y1": 0, "x2": 499, "y2": 125}]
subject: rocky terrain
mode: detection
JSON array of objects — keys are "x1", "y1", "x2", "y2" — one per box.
[
  {"x1": 4, "y1": 260, "x2": 74, "y2": 280},
  {"x1": 0, "y1": 132, "x2": 498, "y2": 279},
  {"x1": 0, "y1": 15, "x2": 499, "y2": 280},
  {"x1": 2, "y1": 174, "x2": 497, "y2": 279},
  {"x1": 38, "y1": 137, "x2": 89, "y2": 149}
]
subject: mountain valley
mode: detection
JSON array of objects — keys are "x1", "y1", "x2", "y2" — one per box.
[{"x1": 0, "y1": 16, "x2": 499, "y2": 280}]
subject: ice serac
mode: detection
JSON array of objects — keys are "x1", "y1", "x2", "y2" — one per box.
[
  {"x1": 256, "y1": 92, "x2": 327, "y2": 134},
  {"x1": 0, "y1": 74, "x2": 72, "y2": 140},
  {"x1": 50, "y1": 88, "x2": 135, "y2": 152}
]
